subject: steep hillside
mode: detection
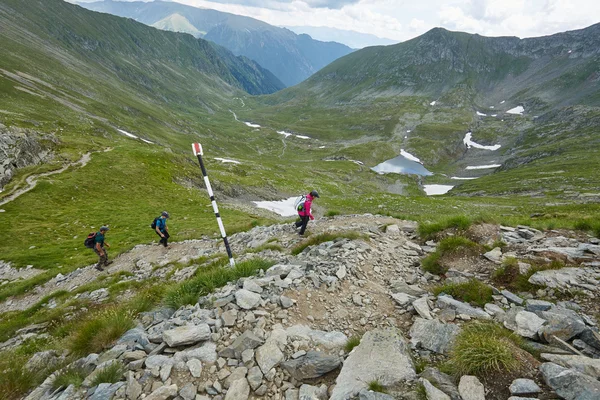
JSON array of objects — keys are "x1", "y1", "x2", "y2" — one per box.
[{"x1": 80, "y1": 0, "x2": 354, "y2": 86}]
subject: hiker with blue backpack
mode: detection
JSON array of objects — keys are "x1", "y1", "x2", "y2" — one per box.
[
  {"x1": 294, "y1": 190, "x2": 319, "y2": 235},
  {"x1": 84, "y1": 226, "x2": 112, "y2": 271},
  {"x1": 152, "y1": 211, "x2": 170, "y2": 248}
]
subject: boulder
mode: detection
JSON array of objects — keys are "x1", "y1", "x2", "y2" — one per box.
[
  {"x1": 528, "y1": 267, "x2": 600, "y2": 292},
  {"x1": 458, "y1": 376, "x2": 485, "y2": 400},
  {"x1": 538, "y1": 308, "x2": 586, "y2": 343},
  {"x1": 509, "y1": 379, "x2": 541, "y2": 395},
  {"x1": 541, "y1": 354, "x2": 600, "y2": 379},
  {"x1": 299, "y1": 384, "x2": 327, "y2": 400},
  {"x1": 230, "y1": 330, "x2": 264, "y2": 358},
  {"x1": 420, "y1": 367, "x2": 461, "y2": 400},
  {"x1": 580, "y1": 329, "x2": 600, "y2": 351},
  {"x1": 420, "y1": 378, "x2": 450, "y2": 400},
  {"x1": 224, "y1": 378, "x2": 250, "y2": 400},
  {"x1": 329, "y1": 328, "x2": 415, "y2": 400},
  {"x1": 89, "y1": 382, "x2": 125, "y2": 400},
  {"x1": 412, "y1": 297, "x2": 433, "y2": 320},
  {"x1": 145, "y1": 384, "x2": 178, "y2": 400},
  {"x1": 286, "y1": 325, "x2": 347, "y2": 349},
  {"x1": 281, "y1": 351, "x2": 341, "y2": 380},
  {"x1": 540, "y1": 362, "x2": 600, "y2": 399},
  {"x1": 235, "y1": 289, "x2": 262, "y2": 310},
  {"x1": 510, "y1": 311, "x2": 546, "y2": 339},
  {"x1": 409, "y1": 318, "x2": 460, "y2": 355},
  {"x1": 391, "y1": 292, "x2": 416, "y2": 307},
  {"x1": 525, "y1": 299, "x2": 553, "y2": 312},
  {"x1": 501, "y1": 290, "x2": 524, "y2": 305},
  {"x1": 483, "y1": 248, "x2": 502, "y2": 263},
  {"x1": 255, "y1": 340, "x2": 284, "y2": 374},
  {"x1": 247, "y1": 366, "x2": 263, "y2": 390},
  {"x1": 179, "y1": 383, "x2": 197, "y2": 400},
  {"x1": 358, "y1": 390, "x2": 395, "y2": 400},
  {"x1": 162, "y1": 324, "x2": 210, "y2": 347}
]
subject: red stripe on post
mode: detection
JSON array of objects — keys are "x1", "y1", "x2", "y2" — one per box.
[{"x1": 192, "y1": 143, "x2": 203, "y2": 156}]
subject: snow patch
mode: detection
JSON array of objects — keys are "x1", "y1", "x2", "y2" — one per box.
[
  {"x1": 277, "y1": 130, "x2": 292, "y2": 138},
  {"x1": 463, "y1": 132, "x2": 501, "y2": 151},
  {"x1": 423, "y1": 185, "x2": 453, "y2": 195},
  {"x1": 117, "y1": 129, "x2": 138, "y2": 139},
  {"x1": 506, "y1": 106, "x2": 525, "y2": 115},
  {"x1": 351, "y1": 160, "x2": 364, "y2": 166},
  {"x1": 500, "y1": 100, "x2": 506, "y2": 104},
  {"x1": 466, "y1": 164, "x2": 501, "y2": 170},
  {"x1": 491, "y1": 114, "x2": 497, "y2": 117},
  {"x1": 430, "y1": 101, "x2": 436, "y2": 106},
  {"x1": 451, "y1": 176, "x2": 478, "y2": 180},
  {"x1": 253, "y1": 197, "x2": 298, "y2": 217},
  {"x1": 318, "y1": 146, "x2": 326, "y2": 149},
  {"x1": 476, "y1": 111, "x2": 487, "y2": 116},
  {"x1": 400, "y1": 149, "x2": 422, "y2": 163},
  {"x1": 214, "y1": 157, "x2": 240, "y2": 165},
  {"x1": 244, "y1": 122, "x2": 261, "y2": 128},
  {"x1": 295, "y1": 135, "x2": 310, "y2": 140},
  {"x1": 406, "y1": 130, "x2": 411, "y2": 133}
]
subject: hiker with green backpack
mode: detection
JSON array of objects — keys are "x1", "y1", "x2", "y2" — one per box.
[
  {"x1": 152, "y1": 211, "x2": 170, "y2": 248},
  {"x1": 84, "y1": 226, "x2": 112, "y2": 271},
  {"x1": 294, "y1": 190, "x2": 319, "y2": 236}
]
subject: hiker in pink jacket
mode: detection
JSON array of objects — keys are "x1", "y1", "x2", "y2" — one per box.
[{"x1": 295, "y1": 190, "x2": 319, "y2": 235}]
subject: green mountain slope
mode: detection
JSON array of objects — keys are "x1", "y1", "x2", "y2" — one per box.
[{"x1": 80, "y1": 0, "x2": 354, "y2": 86}]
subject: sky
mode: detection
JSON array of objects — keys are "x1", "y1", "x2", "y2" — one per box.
[{"x1": 74, "y1": 0, "x2": 600, "y2": 42}]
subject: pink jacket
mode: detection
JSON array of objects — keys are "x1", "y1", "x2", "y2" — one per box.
[{"x1": 298, "y1": 193, "x2": 314, "y2": 219}]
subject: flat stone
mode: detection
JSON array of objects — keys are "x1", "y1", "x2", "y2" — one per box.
[
  {"x1": 409, "y1": 318, "x2": 460, "y2": 355},
  {"x1": 540, "y1": 362, "x2": 600, "y2": 399},
  {"x1": 299, "y1": 384, "x2": 327, "y2": 400},
  {"x1": 508, "y1": 311, "x2": 546, "y2": 339},
  {"x1": 222, "y1": 310, "x2": 238, "y2": 327},
  {"x1": 358, "y1": 389, "x2": 395, "y2": 400},
  {"x1": 225, "y1": 367, "x2": 248, "y2": 389},
  {"x1": 391, "y1": 292, "x2": 416, "y2": 307},
  {"x1": 230, "y1": 330, "x2": 264, "y2": 358},
  {"x1": 509, "y1": 378, "x2": 541, "y2": 395},
  {"x1": 336, "y1": 265, "x2": 347, "y2": 279},
  {"x1": 389, "y1": 281, "x2": 426, "y2": 297},
  {"x1": 255, "y1": 341, "x2": 284, "y2": 374},
  {"x1": 286, "y1": 325, "x2": 347, "y2": 350},
  {"x1": 458, "y1": 376, "x2": 485, "y2": 400},
  {"x1": 89, "y1": 382, "x2": 125, "y2": 400},
  {"x1": 437, "y1": 296, "x2": 491, "y2": 320},
  {"x1": 421, "y1": 378, "x2": 450, "y2": 400},
  {"x1": 187, "y1": 359, "x2": 203, "y2": 378},
  {"x1": 162, "y1": 324, "x2": 210, "y2": 347},
  {"x1": 330, "y1": 328, "x2": 416, "y2": 400},
  {"x1": 484, "y1": 303, "x2": 505, "y2": 318},
  {"x1": 280, "y1": 296, "x2": 294, "y2": 309},
  {"x1": 247, "y1": 366, "x2": 263, "y2": 390},
  {"x1": 126, "y1": 371, "x2": 142, "y2": 400},
  {"x1": 541, "y1": 353, "x2": 600, "y2": 379},
  {"x1": 145, "y1": 384, "x2": 178, "y2": 400},
  {"x1": 420, "y1": 367, "x2": 461, "y2": 400},
  {"x1": 483, "y1": 247, "x2": 502, "y2": 263},
  {"x1": 525, "y1": 299, "x2": 553, "y2": 312},
  {"x1": 235, "y1": 289, "x2": 262, "y2": 310},
  {"x1": 180, "y1": 383, "x2": 197, "y2": 400},
  {"x1": 412, "y1": 297, "x2": 433, "y2": 320},
  {"x1": 281, "y1": 351, "x2": 341, "y2": 380},
  {"x1": 501, "y1": 290, "x2": 524, "y2": 305},
  {"x1": 539, "y1": 308, "x2": 586, "y2": 343},
  {"x1": 265, "y1": 264, "x2": 295, "y2": 278},
  {"x1": 243, "y1": 279, "x2": 263, "y2": 294}
]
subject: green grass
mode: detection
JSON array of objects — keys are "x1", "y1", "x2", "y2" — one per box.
[
  {"x1": 447, "y1": 322, "x2": 523, "y2": 377},
  {"x1": 52, "y1": 367, "x2": 88, "y2": 390},
  {"x1": 247, "y1": 243, "x2": 285, "y2": 253},
  {"x1": 432, "y1": 279, "x2": 493, "y2": 307},
  {"x1": 367, "y1": 380, "x2": 387, "y2": 393},
  {"x1": 291, "y1": 231, "x2": 366, "y2": 256},
  {"x1": 89, "y1": 363, "x2": 125, "y2": 387},
  {"x1": 421, "y1": 236, "x2": 479, "y2": 275},
  {"x1": 164, "y1": 258, "x2": 275, "y2": 309},
  {"x1": 325, "y1": 210, "x2": 341, "y2": 217},
  {"x1": 493, "y1": 259, "x2": 567, "y2": 293},
  {"x1": 418, "y1": 216, "x2": 473, "y2": 240},
  {"x1": 344, "y1": 336, "x2": 361, "y2": 353},
  {"x1": 69, "y1": 308, "x2": 135, "y2": 356}
]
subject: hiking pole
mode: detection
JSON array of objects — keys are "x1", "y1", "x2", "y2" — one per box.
[{"x1": 192, "y1": 143, "x2": 235, "y2": 267}]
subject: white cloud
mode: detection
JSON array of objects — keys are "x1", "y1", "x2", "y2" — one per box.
[{"x1": 75, "y1": 0, "x2": 600, "y2": 42}]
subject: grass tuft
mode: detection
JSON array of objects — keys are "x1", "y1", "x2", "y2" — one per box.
[
  {"x1": 164, "y1": 258, "x2": 275, "y2": 309},
  {"x1": 344, "y1": 336, "x2": 361, "y2": 353},
  {"x1": 574, "y1": 220, "x2": 593, "y2": 231},
  {"x1": 432, "y1": 279, "x2": 493, "y2": 307},
  {"x1": 493, "y1": 259, "x2": 566, "y2": 293},
  {"x1": 421, "y1": 236, "x2": 479, "y2": 275},
  {"x1": 367, "y1": 380, "x2": 387, "y2": 393},
  {"x1": 291, "y1": 231, "x2": 366, "y2": 256},
  {"x1": 89, "y1": 363, "x2": 125, "y2": 387},
  {"x1": 325, "y1": 210, "x2": 341, "y2": 217},
  {"x1": 418, "y1": 216, "x2": 472, "y2": 240},
  {"x1": 69, "y1": 308, "x2": 135, "y2": 356},
  {"x1": 52, "y1": 367, "x2": 88, "y2": 390},
  {"x1": 447, "y1": 322, "x2": 523, "y2": 377}
]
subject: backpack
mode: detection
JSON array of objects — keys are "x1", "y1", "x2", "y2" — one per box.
[
  {"x1": 84, "y1": 232, "x2": 97, "y2": 249},
  {"x1": 294, "y1": 195, "x2": 307, "y2": 212},
  {"x1": 150, "y1": 217, "x2": 160, "y2": 230}
]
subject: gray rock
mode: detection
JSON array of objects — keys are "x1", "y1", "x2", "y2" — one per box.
[
  {"x1": 409, "y1": 318, "x2": 460, "y2": 355},
  {"x1": 225, "y1": 367, "x2": 248, "y2": 389},
  {"x1": 281, "y1": 351, "x2": 341, "y2": 380},
  {"x1": 420, "y1": 378, "x2": 450, "y2": 400},
  {"x1": 358, "y1": 389, "x2": 395, "y2": 400},
  {"x1": 484, "y1": 303, "x2": 505, "y2": 318},
  {"x1": 286, "y1": 325, "x2": 347, "y2": 350},
  {"x1": 529, "y1": 267, "x2": 600, "y2": 292},
  {"x1": 230, "y1": 330, "x2": 264, "y2": 358},
  {"x1": 235, "y1": 289, "x2": 262, "y2": 310},
  {"x1": 330, "y1": 328, "x2": 416, "y2": 400},
  {"x1": 299, "y1": 384, "x2": 327, "y2": 400},
  {"x1": 145, "y1": 384, "x2": 178, "y2": 400},
  {"x1": 391, "y1": 292, "x2": 416, "y2": 307},
  {"x1": 509, "y1": 379, "x2": 541, "y2": 395},
  {"x1": 501, "y1": 290, "x2": 524, "y2": 305},
  {"x1": 507, "y1": 397, "x2": 538, "y2": 400},
  {"x1": 243, "y1": 280, "x2": 263, "y2": 294},
  {"x1": 580, "y1": 329, "x2": 600, "y2": 351},
  {"x1": 180, "y1": 341, "x2": 217, "y2": 363},
  {"x1": 525, "y1": 299, "x2": 553, "y2": 312},
  {"x1": 118, "y1": 327, "x2": 150, "y2": 348},
  {"x1": 483, "y1": 247, "x2": 502, "y2": 263},
  {"x1": 224, "y1": 378, "x2": 249, "y2": 400},
  {"x1": 162, "y1": 324, "x2": 210, "y2": 347},
  {"x1": 336, "y1": 265, "x2": 347, "y2": 279},
  {"x1": 280, "y1": 296, "x2": 294, "y2": 309},
  {"x1": 187, "y1": 359, "x2": 203, "y2": 378},
  {"x1": 540, "y1": 362, "x2": 600, "y2": 399},
  {"x1": 420, "y1": 368, "x2": 460, "y2": 400},
  {"x1": 541, "y1": 353, "x2": 600, "y2": 378},
  {"x1": 89, "y1": 382, "x2": 125, "y2": 400},
  {"x1": 539, "y1": 308, "x2": 586, "y2": 343},
  {"x1": 510, "y1": 311, "x2": 546, "y2": 339},
  {"x1": 25, "y1": 350, "x2": 60, "y2": 372},
  {"x1": 255, "y1": 340, "x2": 284, "y2": 374},
  {"x1": 286, "y1": 388, "x2": 300, "y2": 400},
  {"x1": 437, "y1": 296, "x2": 491, "y2": 320},
  {"x1": 265, "y1": 264, "x2": 295, "y2": 279},
  {"x1": 389, "y1": 281, "x2": 426, "y2": 297},
  {"x1": 412, "y1": 297, "x2": 433, "y2": 320},
  {"x1": 458, "y1": 376, "x2": 485, "y2": 400},
  {"x1": 180, "y1": 383, "x2": 197, "y2": 400},
  {"x1": 145, "y1": 355, "x2": 173, "y2": 369},
  {"x1": 222, "y1": 310, "x2": 238, "y2": 327},
  {"x1": 126, "y1": 371, "x2": 142, "y2": 400},
  {"x1": 247, "y1": 366, "x2": 263, "y2": 390}
]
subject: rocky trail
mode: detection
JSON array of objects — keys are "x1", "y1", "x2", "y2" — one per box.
[{"x1": 5, "y1": 214, "x2": 600, "y2": 400}]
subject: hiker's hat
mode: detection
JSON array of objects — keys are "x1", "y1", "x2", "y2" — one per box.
[
  {"x1": 162, "y1": 211, "x2": 170, "y2": 218},
  {"x1": 100, "y1": 226, "x2": 109, "y2": 231}
]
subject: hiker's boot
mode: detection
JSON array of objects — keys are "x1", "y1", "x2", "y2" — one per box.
[
  {"x1": 104, "y1": 261, "x2": 113, "y2": 266},
  {"x1": 95, "y1": 265, "x2": 104, "y2": 271}
]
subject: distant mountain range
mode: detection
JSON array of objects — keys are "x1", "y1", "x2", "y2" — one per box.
[
  {"x1": 285, "y1": 26, "x2": 398, "y2": 49},
  {"x1": 78, "y1": 0, "x2": 354, "y2": 87}
]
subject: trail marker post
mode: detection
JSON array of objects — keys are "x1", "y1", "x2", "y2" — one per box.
[{"x1": 192, "y1": 143, "x2": 235, "y2": 267}]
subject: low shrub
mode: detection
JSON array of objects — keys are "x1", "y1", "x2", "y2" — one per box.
[
  {"x1": 492, "y1": 257, "x2": 520, "y2": 286},
  {"x1": 574, "y1": 220, "x2": 593, "y2": 231},
  {"x1": 52, "y1": 367, "x2": 87, "y2": 390},
  {"x1": 344, "y1": 336, "x2": 361, "y2": 353},
  {"x1": 494, "y1": 259, "x2": 566, "y2": 293},
  {"x1": 448, "y1": 322, "x2": 522, "y2": 377},
  {"x1": 421, "y1": 236, "x2": 479, "y2": 276},
  {"x1": 69, "y1": 308, "x2": 135, "y2": 356},
  {"x1": 432, "y1": 279, "x2": 493, "y2": 307},
  {"x1": 325, "y1": 210, "x2": 341, "y2": 217},
  {"x1": 367, "y1": 380, "x2": 387, "y2": 393},
  {"x1": 291, "y1": 231, "x2": 366, "y2": 256}
]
